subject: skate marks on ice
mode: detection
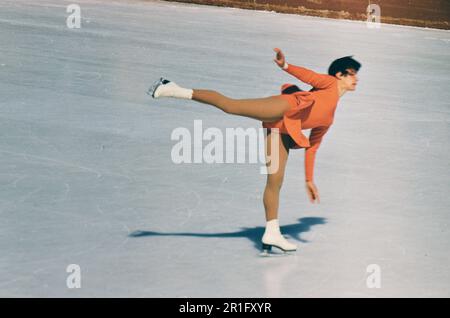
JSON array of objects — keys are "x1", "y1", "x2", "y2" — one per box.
[{"x1": 129, "y1": 217, "x2": 326, "y2": 255}]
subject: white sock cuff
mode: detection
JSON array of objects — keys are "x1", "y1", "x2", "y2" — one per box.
[
  {"x1": 265, "y1": 219, "x2": 280, "y2": 233},
  {"x1": 178, "y1": 87, "x2": 193, "y2": 100}
]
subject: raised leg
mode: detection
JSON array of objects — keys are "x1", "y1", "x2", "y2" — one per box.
[
  {"x1": 192, "y1": 89, "x2": 291, "y2": 122},
  {"x1": 150, "y1": 79, "x2": 292, "y2": 122}
]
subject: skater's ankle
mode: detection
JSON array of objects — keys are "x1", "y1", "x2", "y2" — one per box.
[{"x1": 264, "y1": 219, "x2": 281, "y2": 235}]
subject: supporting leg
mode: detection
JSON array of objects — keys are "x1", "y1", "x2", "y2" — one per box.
[{"x1": 263, "y1": 131, "x2": 290, "y2": 221}]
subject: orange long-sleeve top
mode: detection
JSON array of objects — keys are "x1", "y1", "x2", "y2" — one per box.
[{"x1": 262, "y1": 63, "x2": 339, "y2": 182}]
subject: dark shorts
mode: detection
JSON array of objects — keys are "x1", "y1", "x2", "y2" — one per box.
[
  {"x1": 266, "y1": 129, "x2": 298, "y2": 151},
  {"x1": 281, "y1": 133, "x2": 297, "y2": 150}
]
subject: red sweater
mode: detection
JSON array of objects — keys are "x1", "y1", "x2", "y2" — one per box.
[{"x1": 263, "y1": 64, "x2": 339, "y2": 182}]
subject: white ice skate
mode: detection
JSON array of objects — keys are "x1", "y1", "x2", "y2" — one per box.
[
  {"x1": 261, "y1": 231, "x2": 297, "y2": 256},
  {"x1": 147, "y1": 77, "x2": 193, "y2": 99}
]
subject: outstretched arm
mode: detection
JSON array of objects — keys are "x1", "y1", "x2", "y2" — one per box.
[{"x1": 273, "y1": 48, "x2": 335, "y2": 89}]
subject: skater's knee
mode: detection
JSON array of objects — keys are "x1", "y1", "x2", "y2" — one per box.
[
  {"x1": 221, "y1": 97, "x2": 239, "y2": 115},
  {"x1": 222, "y1": 105, "x2": 232, "y2": 114},
  {"x1": 266, "y1": 174, "x2": 284, "y2": 191}
]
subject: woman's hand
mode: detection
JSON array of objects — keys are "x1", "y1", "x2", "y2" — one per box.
[
  {"x1": 305, "y1": 181, "x2": 320, "y2": 204},
  {"x1": 273, "y1": 48, "x2": 286, "y2": 68}
]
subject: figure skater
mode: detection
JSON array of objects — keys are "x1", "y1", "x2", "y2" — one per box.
[{"x1": 148, "y1": 48, "x2": 361, "y2": 253}]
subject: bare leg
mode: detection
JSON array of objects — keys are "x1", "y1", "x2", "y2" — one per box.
[
  {"x1": 263, "y1": 131, "x2": 290, "y2": 221},
  {"x1": 192, "y1": 89, "x2": 291, "y2": 122}
]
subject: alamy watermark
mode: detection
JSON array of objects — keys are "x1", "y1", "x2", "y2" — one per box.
[
  {"x1": 366, "y1": 4, "x2": 381, "y2": 29},
  {"x1": 366, "y1": 264, "x2": 381, "y2": 288},
  {"x1": 66, "y1": 4, "x2": 81, "y2": 29},
  {"x1": 171, "y1": 120, "x2": 280, "y2": 174},
  {"x1": 66, "y1": 264, "x2": 81, "y2": 289}
]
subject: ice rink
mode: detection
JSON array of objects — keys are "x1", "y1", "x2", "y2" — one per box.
[{"x1": 0, "y1": 0, "x2": 449, "y2": 297}]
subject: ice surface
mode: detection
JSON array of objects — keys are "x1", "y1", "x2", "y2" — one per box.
[{"x1": 0, "y1": 0, "x2": 449, "y2": 297}]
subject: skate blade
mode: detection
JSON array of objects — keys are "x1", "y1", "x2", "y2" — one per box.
[
  {"x1": 259, "y1": 244, "x2": 296, "y2": 257},
  {"x1": 259, "y1": 250, "x2": 294, "y2": 257},
  {"x1": 147, "y1": 77, "x2": 164, "y2": 98}
]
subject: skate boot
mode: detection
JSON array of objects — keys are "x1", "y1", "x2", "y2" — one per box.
[
  {"x1": 261, "y1": 219, "x2": 297, "y2": 255},
  {"x1": 147, "y1": 77, "x2": 193, "y2": 99}
]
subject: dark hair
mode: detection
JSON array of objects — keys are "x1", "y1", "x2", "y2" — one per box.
[{"x1": 328, "y1": 56, "x2": 361, "y2": 76}]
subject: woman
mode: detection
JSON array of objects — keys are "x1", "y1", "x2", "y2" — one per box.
[{"x1": 149, "y1": 48, "x2": 361, "y2": 253}]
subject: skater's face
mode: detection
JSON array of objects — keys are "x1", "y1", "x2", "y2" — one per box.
[{"x1": 337, "y1": 69, "x2": 359, "y2": 91}]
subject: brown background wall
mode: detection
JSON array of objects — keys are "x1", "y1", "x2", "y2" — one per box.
[
  {"x1": 167, "y1": 0, "x2": 450, "y2": 29},
  {"x1": 252, "y1": 0, "x2": 450, "y2": 21}
]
